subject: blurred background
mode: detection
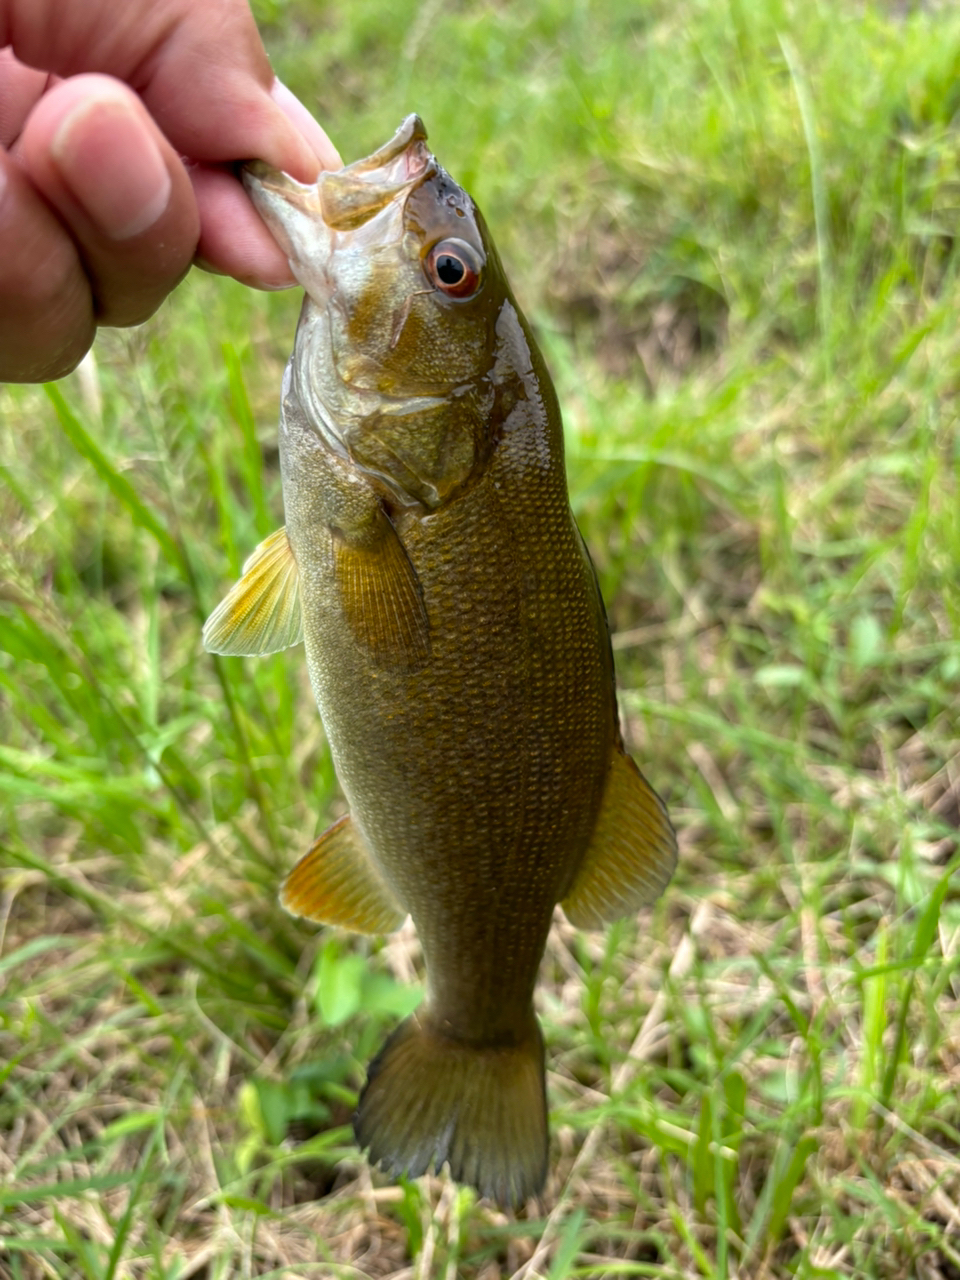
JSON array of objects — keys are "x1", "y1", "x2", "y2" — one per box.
[{"x1": 1, "y1": 1, "x2": 959, "y2": 1276}]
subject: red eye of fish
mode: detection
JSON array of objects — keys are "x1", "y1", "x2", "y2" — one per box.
[{"x1": 424, "y1": 239, "x2": 483, "y2": 299}]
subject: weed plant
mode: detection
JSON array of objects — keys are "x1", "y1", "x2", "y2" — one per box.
[{"x1": 1, "y1": 0, "x2": 959, "y2": 1276}]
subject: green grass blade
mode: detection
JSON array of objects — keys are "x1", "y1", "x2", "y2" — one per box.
[{"x1": 44, "y1": 383, "x2": 182, "y2": 570}]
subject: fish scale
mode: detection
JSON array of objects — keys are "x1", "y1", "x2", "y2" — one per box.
[{"x1": 203, "y1": 114, "x2": 677, "y2": 1204}]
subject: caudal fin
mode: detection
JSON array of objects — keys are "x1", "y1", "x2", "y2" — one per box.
[{"x1": 354, "y1": 1011, "x2": 547, "y2": 1206}]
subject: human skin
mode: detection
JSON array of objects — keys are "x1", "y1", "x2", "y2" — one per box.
[{"x1": 0, "y1": 0, "x2": 341, "y2": 382}]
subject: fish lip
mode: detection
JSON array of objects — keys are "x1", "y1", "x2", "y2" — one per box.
[
  {"x1": 242, "y1": 162, "x2": 319, "y2": 214},
  {"x1": 349, "y1": 113, "x2": 429, "y2": 174},
  {"x1": 318, "y1": 114, "x2": 435, "y2": 230},
  {"x1": 241, "y1": 114, "x2": 435, "y2": 235}
]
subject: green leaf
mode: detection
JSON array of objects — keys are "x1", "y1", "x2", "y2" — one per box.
[
  {"x1": 720, "y1": 1071, "x2": 745, "y2": 1236},
  {"x1": 693, "y1": 1090, "x2": 714, "y2": 1214},
  {"x1": 218, "y1": 1194, "x2": 282, "y2": 1217},
  {"x1": 100, "y1": 1111, "x2": 162, "y2": 1143},
  {"x1": 255, "y1": 1079, "x2": 291, "y2": 1146},
  {"x1": 754, "y1": 664, "x2": 809, "y2": 689},
  {"x1": 1, "y1": 1174, "x2": 130, "y2": 1208},
  {"x1": 316, "y1": 939, "x2": 367, "y2": 1027},
  {"x1": 0, "y1": 935, "x2": 69, "y2": 979},
  {"x1": 360, "y1": 970, "x2": 423, "y2": 1018},
  {"x1": 396, "y1": 1178, "x2": 424, "y2": 1258},
  {"x1": 849, "y1": 613, "x2": 884, "y2": 669},
  {"x1": 547, "y1": 1207, "x2": 587, "y2": 1279},
  {"x1": 104, "y1": 1120, "x2": 162, "y2": 1280},
  {"x1": 767, "y1": 1135, "x2": 817, "y2": 1245},
  {"x1": 238, "y1": 1080, "x2": 264, "y2": 1137}
]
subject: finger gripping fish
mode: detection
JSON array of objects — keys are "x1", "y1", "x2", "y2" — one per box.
[{"x1": 204, "y1": 115, "x2": 677, "y2": 1206}]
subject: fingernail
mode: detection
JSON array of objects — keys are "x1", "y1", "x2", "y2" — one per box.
[
  {"x1": 270, "y1": 79, "x2": 342, "y2": 173},
  {"x1": 51, "y1": 91, "x2": 172, "y2": 240}
]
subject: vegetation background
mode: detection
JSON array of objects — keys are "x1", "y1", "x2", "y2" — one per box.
[{"x1": 2, "y1": 0, "x2": 959, "y2": 1275}]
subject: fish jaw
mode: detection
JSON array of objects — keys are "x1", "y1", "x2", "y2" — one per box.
[
  {"x1": 241, "y1": 115, "x2": 435, "y2": 299},
  {"x1": 243, "y1": 116, "x2": 457, "y2": 484},
  {"x1": 241, "y1": 163, "x2": 325, "y2": 278},
  {"x1": 318, "y1": 114, "x2": 434, "y2": 230}
]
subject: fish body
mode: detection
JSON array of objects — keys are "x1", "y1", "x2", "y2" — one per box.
[{"x1": 204, "y1": 117, "x2": 676, "y2": 1204}]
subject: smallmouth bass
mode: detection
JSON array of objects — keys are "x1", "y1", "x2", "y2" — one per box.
[{"x1": 204, "y1": 116, "x2": 677, "y2": 1205}]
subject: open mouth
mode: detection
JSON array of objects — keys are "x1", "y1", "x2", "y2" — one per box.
[
  {"x1": 243, "y1": 115, "x2": 436, "y2": 235},
  {"x1": 319, "y1": 114, "x2": 435, "y2": 231}
]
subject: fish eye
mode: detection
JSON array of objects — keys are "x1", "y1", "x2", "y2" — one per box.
[{"x1": 424, "y1": 239, "x2": 484, "y2": 299}]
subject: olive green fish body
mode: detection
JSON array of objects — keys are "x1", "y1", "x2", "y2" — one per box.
[
  {"x1": 204, "y1": 116, "x2": 677, "y2": 1204},
  {"x1": 282, "y1": 320, "x2": 613, "y2": 1041}
]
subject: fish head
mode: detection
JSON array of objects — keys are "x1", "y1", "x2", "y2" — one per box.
[{"x1": 244, "y1": 116, "x2": 523, "y2": 510}]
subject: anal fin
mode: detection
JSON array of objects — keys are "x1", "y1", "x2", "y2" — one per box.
[
  {"x1": 281, "y1": 814, "x2": 406, "y2": 934},
  {"x1": 562, "y1": 747, "x2": 677, "y2": 930},
  {"x1": 203, "y1": 527, "x2": 303, "y2": 656}
]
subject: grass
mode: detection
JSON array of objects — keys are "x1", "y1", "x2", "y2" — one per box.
[{"x1": 2, "y1": 0, "x2": 960, "y2": 1275}]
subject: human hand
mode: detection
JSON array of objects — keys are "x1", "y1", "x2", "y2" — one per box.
[{"x1": 0, "y1": 0, "x2": 341, "y2": 382}]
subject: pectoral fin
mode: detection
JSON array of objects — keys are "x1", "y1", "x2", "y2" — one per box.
[
  {"x1": 333, "y1": 516, "x2": 430, "y2": 673},
  {"x1": 203, "y1": 528, "x2": 303, "y2": 656},
  {"x1": 562, "y1": 747, "x2": 677, "y2": 930},
  {"x1": 280, "y1": 814, "x2": 407, "y2": 934}
]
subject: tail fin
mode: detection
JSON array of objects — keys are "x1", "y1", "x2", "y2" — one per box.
[{"x1": 354, "y1": 1011, "x2": 547, "y2": 1206}]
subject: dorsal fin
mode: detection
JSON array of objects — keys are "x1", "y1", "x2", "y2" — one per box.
[{"x1": 203, "y1": 528, "x2": 303, "y2": 656}]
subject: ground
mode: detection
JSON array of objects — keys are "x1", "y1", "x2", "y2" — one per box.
[{"x1": 1, "y1": 1, "x2": 959, "y2": 1276}]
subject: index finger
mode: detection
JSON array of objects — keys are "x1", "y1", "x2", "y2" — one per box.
[{"x1": 3, "y1": 0, "x2": 341, "y2": 178}]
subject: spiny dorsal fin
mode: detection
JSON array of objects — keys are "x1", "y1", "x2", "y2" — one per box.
[
  {"x1": 561, "y1": 747, "x2": 677, "y2": 930},
  {"x1": 333, "y1": 518, "x2": 430, "y2": 673},
  {"x1": 280, "y1": 814, "x2": 407, "y2": 934},
  {"x1": 203, "y1": 528, "x2": 303, "y2": 656}
]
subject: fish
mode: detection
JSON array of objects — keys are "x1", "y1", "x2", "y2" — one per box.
[{"x1": 203, "y1": 115, "x2": 677, "y2": 1206}]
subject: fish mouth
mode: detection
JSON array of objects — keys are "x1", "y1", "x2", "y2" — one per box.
[
  {"x1": 243, "y1": 114, "x2": 435, "y2": 237},
  {"x1": 242, "y1": 117, "x2": 449, "y2": 478}
]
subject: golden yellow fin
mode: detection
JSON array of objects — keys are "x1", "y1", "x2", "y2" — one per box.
[
  {"x1": 333, "y1": 520, "x2": 430, "y2": 673},
  {"x1": 562, "y1": 747, "x2": 677, "y2": 930},
  {"x1": 280, "y1": 815, "x2": 406, "y2": 934},
  {"x1": 355, "y1": 1009, "x2": 547, "y2": 1207},
  {"x1": 202, "y1": 528, "x2": 303, "y2": 656}
]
